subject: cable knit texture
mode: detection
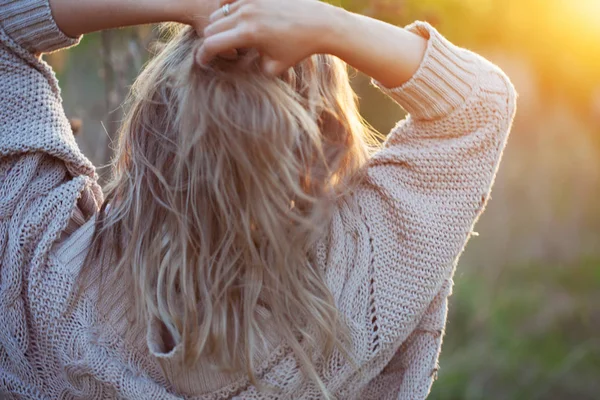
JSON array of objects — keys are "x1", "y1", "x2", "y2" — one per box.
[{"x1": 0, "y1": 1, "x2": 516, "y2": 399}]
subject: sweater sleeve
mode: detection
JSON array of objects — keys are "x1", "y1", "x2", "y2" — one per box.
[
  {"x1": 0, "y1": 0, "x2": 94, "y2": 175},
  {"x1": 0, "y1": 0, "x2": 99, "y2": 221},
  {"x1": 351, "y1": 22, "x2": 516, "y2": 353},
  {"x1": 0, "y1": 0, "x2": 81, "y2": 54},
  {"x1": 0, "y1": 3, "x2": 101, "y2": 393}
]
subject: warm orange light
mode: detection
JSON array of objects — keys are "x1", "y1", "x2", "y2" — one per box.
[{"x1": 564, "y1": 0, "x2": 600, "y2": 34}]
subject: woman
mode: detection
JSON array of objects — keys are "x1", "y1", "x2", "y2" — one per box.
[{"x1": 0, "y1": 0, "x2": 516, "y2": 398}]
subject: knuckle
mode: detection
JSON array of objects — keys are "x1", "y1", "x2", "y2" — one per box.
[
  {"x1": 238, "y1": 4, "x2": 256, "y2": 19},
  {"x1": 204, "y1": 38, "x2": 217, "y2": 52},
  {"x1": 242, "y1": 24, "x2": 260, "y2": 40},
  {"x1": 240, "y1": 28, "x2": 254, "y2": 42}
]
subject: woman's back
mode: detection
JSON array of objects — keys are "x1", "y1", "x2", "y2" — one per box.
[
  {"x1": 0, "y1": 0, "x2": 516, "y2": 398},
  {"x1": 86, "y1": 29, "x2": 374, "y2": 391}
]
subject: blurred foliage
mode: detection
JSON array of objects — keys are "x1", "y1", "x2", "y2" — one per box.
[
  {"x1": 336, "y1": 0, "x2": 600, "y2": 110},
  {"x1": 45, "y1": 0, "x2": 600, "y2": 398},
  {"x1": 433, "y1": 258, "x2": 600, "y2": 399}
]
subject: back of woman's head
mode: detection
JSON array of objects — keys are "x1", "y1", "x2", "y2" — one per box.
[{"x1": 89, "y1": 25, "x2": 378, "y2": 392}]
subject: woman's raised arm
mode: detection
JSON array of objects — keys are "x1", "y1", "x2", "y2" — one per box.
[
  {"x1": 49, "y1": 0, "x2": 216, "y2": 38},
  {"x1": 199, "y1": 0, "x2": 428, "y2": 85}
]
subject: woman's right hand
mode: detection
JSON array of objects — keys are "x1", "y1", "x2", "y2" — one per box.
[
  {"x1": 199, "y1": 0, "x2": 338, "y2": 75},
  {"x1": 199, "y1": 0, "x2": 427, "y2": 88}
]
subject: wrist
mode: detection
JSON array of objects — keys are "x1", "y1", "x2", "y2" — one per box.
[
  {"x1": 316, "y1": 4, "x2": 355, "y2": 57},
  {"x1": 176, "y1": 0, "x2": 218, "y2": 27},
  {"x1": 172, "y1": 0, "x2": 196, "y2": 25},
  {"x1": 176, "y1": 0, "x2": 198, "y2": 25}
]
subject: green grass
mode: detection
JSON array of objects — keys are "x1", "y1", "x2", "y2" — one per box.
[{"x1": 430, "y1": 258, "x2": 600, "y2": 400}]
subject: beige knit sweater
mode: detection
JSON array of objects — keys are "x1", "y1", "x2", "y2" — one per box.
[{"x1": 0, "y1": 1, "x2": 516, "y2": 398}]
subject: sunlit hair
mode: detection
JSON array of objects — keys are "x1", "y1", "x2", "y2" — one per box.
[{"x1": 84, "y1": 24, "x2": 380, "y2": 395}]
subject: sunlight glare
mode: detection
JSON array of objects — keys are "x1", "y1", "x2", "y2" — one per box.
[{"x1": 564, "y1": 0, "x2": 600, "y2": 34}]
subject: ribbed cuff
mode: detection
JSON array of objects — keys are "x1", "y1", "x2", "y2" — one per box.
[
  {"x1": 0, "y1": 0, "x2": 81, "y2": 54},
  {"x1": 373, "y1": 21, "x2": 478, "y2": 121}
]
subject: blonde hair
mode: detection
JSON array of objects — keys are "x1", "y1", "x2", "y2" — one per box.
[{"x1": 85, "y1": 25, "x2": 379, "y2": 394}]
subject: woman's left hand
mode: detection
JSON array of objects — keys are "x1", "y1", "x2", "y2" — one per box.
[{"x1": 198, "y1": 0, "x2": 336, "y2": 75}]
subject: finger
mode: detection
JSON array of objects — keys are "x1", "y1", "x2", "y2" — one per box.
[
  {"x1": 194, "y1": 48, "x2": 239, "y2": 65},
  {"x1": 198, "y1": 28, "x2": 254, "y2": 64},
  {"x1": 261, "y1": 57, "x2": 288, "y2": 76},
  {"x1": 194, "y1": 47, "x2": 239, "y2": 65},
  {"x1": 209, "y1": 1, "x2": 242, "y2": 24},
  {"x1": 204, "y1": 12, "x2": 238, "y2": 38},
  {"x1": 218, "y1": 48, "x2": 239, "y2": 60}
]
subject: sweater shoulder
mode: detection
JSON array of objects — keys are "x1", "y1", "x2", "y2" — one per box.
[{"x1": 0, "y1": 0, "x2": 81, "y2": 54}]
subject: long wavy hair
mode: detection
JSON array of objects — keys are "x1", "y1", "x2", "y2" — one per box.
[{"x1": 84, "y1": 25, "x2": 379, "y2": 394}]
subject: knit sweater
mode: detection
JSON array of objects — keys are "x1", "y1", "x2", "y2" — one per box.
[{"x1": 0, "y1": 0, "x2": 516, "y2": 398}]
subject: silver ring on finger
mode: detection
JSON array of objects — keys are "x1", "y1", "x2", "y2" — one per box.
[{"x1": 221, "y1": 3, "x2": 231, "y2": 17}]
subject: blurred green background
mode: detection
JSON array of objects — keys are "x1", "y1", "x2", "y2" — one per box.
[{"x1": 46, "y1": 0, "x2": 600, "y2": 399}]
